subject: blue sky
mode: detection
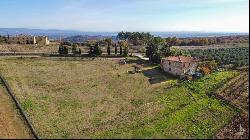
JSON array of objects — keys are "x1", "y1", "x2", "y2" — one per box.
[{"x1": 0, "y1": 0, "x2": 249, "y2": 32}]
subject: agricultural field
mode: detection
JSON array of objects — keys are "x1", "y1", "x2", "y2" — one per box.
[
  {"x1": 0, "y1": 43, "x2": 59, "y2": 53},
  {"x1": 0, "y1": 57, "x2": 241, "y2": 139},
  {"x1": 213, "y1": 71, "x2": 249, "y2": 139},
  {"x1": 188, "y1": 46, "x2": 249, "y2": 67},
  {"x1": 215, "y1": 71, "x2": 249, "y2": 113},
  {"x1": 173, "y1": 43, "x2": 249, "y2": 67},
  {"x1": 0, "y1": 80, "x2": 32, "y2": 138},
  {"x1": 174, "y1": 43, "x2": 249, "y2": 50}
]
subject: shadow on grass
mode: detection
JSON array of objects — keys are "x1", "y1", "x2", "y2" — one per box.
[
  {"x1": 142, "y1": 66, "x2": 177, "y2": 85},
  {"x1": 125, "y1": 58, "x2": 153, "y2": 67}
]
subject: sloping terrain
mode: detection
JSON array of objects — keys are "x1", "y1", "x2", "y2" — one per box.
[
  {"x1": 215, "y1": 71, "x2": 249, "y2": 112},
  {"x1": 213, "y1": 71, "x2": 249, "y2": 139}
]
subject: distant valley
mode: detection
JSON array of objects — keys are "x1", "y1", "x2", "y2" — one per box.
[{"x1": 0, "y1": 28, "x2": 248, "y2": 42}]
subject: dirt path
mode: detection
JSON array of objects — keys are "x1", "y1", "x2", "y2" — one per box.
[{"x1": 0, "y1": 83, "x2": 33, "y2": 139}]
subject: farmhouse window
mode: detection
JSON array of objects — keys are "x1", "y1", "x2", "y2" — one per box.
[
  {"x1": 169, "y1": 62, "x2": 171, "y2": 65},
  {"x1": 169, "y1": 68, "x2": 171, "y2": 71}
]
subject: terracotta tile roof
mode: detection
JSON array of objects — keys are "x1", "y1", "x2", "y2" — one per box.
[{"x1": 164, "y1": 56, "x2": 198, "y2": 63}]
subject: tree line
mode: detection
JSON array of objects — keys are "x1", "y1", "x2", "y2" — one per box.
[
  {"x1": 58, "y1": 39, "x2": 129, "y2": 57},
  {"x1": 116, "y1": 32, "x2": 177, "y2": 63},
  {"x1": 87, "y1": 39, "x2": 129, "y2": 57},
  {"x1": 176, "y1": 35, "x2": 249, "y2": 46},
  {"x1": 58, "y1": 32, "x2": 176, "y2": 62},
  {"x1": 117, "y1": 32, "x2": 153, "y2": 46},
  {"x1": 58, "y1": 32, "x2": 249, "y2": 67},
  {"x1": 116, "y1": 32, "x2": 249, "y2": 47}
]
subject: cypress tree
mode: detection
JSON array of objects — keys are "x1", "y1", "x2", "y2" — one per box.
[
  {"x1": 114, "y1": 43, "x2": 118, "y2": 55},
  {"x1": 119, "y1": 43, "x2": 123, "y2": 56}
]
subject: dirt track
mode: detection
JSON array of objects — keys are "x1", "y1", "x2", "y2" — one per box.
[{"x1": 0, "y1": 84, "x2": 32, "y2": 139}]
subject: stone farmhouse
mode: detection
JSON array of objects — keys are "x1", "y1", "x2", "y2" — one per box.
[
  {"x1": 161, "y1": 56, "x2": 200, "y2": 78},
  {"x1": 6, "y1": 34, "x2": 50, "y2": 45}
]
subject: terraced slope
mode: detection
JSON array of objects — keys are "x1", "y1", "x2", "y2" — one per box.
[
  {"x1": 214, "y1": 71, "x2": 249, "y2": 139},
  {"x1": 215, "y1": 71, "x2": 249, "y2": 112}
]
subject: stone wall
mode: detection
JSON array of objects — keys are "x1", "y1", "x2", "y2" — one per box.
[{"x1": 7, "y1": 35, "x2": 49, "y2": 45}]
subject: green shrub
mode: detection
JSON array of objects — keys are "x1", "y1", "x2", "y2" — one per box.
[{"x1": 58, "y1": 45, "x2": 69, "y2": 55}]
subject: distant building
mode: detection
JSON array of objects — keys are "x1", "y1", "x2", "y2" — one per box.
[
  {"x1": 6, "y1": 34, "x2": 49, "y2": 45},
  {"x1": 35, "y1": 36, "x2": 50, "y2": 45},
  {"x1": 161, "y1": 56, "x2": 199, "y2": 78}
]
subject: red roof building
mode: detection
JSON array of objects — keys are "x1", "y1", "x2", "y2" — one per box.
[
  {"x1": 164, "y1": 56, "x2": 200, "y2": 63},
  {"x1": 161, "y1": 56, "x2": 200, "y2": 77}
]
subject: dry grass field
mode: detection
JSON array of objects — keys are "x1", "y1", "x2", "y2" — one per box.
[
  {"x1": 0, "y1": 43, "x2": 59, "y2": 53},
  {"x1": 0, "y1": 57, "x2": 240, "y2": 139}
]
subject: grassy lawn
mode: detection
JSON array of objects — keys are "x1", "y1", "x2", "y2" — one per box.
[{"x1": 0, "y1": 57, "x2": 239, "y2": 139}]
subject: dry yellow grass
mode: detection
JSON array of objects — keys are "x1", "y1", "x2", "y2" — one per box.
[
  {"x1": 0, "y1": 57, "x2": 238, "y2": 139},
  {"x1": 0, "y1": 43, "x2": 59, "y2": 53},
  {"x1": 0, "y1": 57, "x2": 175, "y2": 138}
]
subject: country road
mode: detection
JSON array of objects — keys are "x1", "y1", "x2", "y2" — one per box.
[{"x1": 133, "y1": 53, "x2": 149, "y2": 60}]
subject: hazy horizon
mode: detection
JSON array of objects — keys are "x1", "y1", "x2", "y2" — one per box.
[
  {"x1": 0, "y1": 0, "x2": 249, "y2": 32},
  {"x1": 0, "y1": 27, "x2": 249, "y2": 34}
]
